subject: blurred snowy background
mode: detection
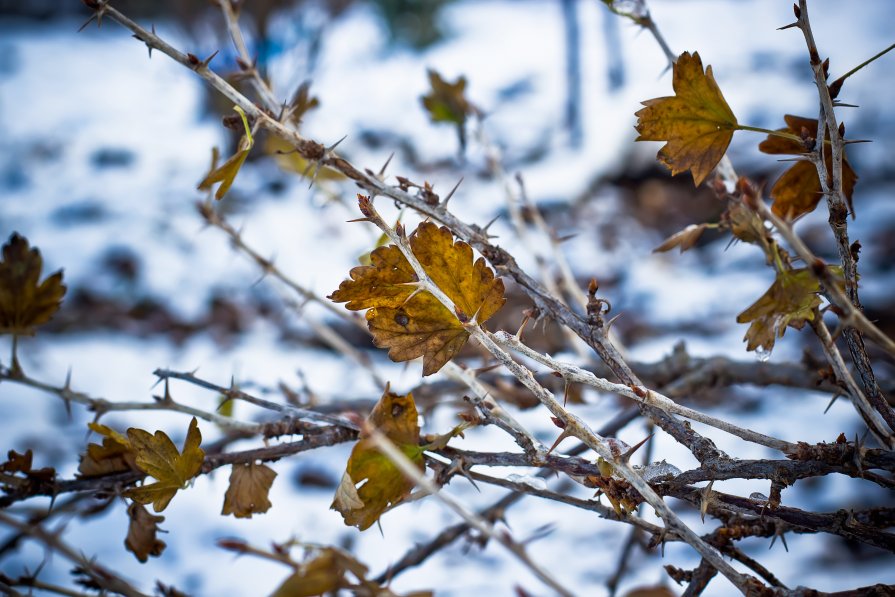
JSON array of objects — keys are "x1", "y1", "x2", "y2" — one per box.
[{"x1": 1, "y1": 0, "x2": 894, "y2": 595}]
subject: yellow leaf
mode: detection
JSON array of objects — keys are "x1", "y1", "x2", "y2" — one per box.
[
  {"x1": 0, "y1": 233, "x2": 66, "y2": 336},
  {"x1": 736, "y1": 267, "x2": 841, "y2": 352},
  {"x1": 758, "y1": 115, "x2": 858, "y2": 220},
  {"x1": 330, "y1": 221, "x2": 505, "y2": 376},
  {"x1": 221, "y1": 462, "x2": 277, "y2": 519},
  {"x1": 125, "y1": 417, "x2": 204, "y2": 512},
  {"x1": 125, "y1": 503, "x2": 166, "y2": 563},
  {"x1": 271, "y1": 547, "x2": 370, "y2": 597},
  {"x1": 78, "y1": 422, "x2": 138, "y2": 478},
  {"x1": 331, "y1": 389, "x2": 423, "y2": 530},
  {"x1": 635, "y1": 51, "x2": 738, "y2": 186},
  {"x1": 198, "y1": 143, "x2": 249, "y2": 200}
]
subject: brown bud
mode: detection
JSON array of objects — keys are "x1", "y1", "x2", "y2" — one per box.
[
  {"x1": 793, "y1": 3, "x2": 801, "y2": 19},
  {"x1": 187, "y1": 53, "x2": 200, "y2": 66},
  {"x1": 822, "y1": 57, "x2": 830, "y2": 80},
  {"x1": 850, "y1": 240, "x2": 861, "y2": 262},
  {"x1": 551, "y1": 416, "x2": 566, "y2": 429}
]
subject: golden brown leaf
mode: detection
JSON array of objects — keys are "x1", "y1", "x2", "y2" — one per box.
[
  {"x1": 271, "y1": 547, "x2": 375, "y2": 597},
  {"x1": 330, "y1": 222, "x2": 505, "y2": 376},
  {"x1": 125, "y1": 417, "x2": 204, "y2": 512},
  {"x1": 653, "y1": 224, "x2": 708, "y2": 253},
  {"x1": 125, "y1": 503, "x2": 166, "y2": 563},
  {"x1": 264, "y1": 135, "x2": 346, "y2": 183},
  {"x1": 758, "y1": 114, "x2": 858, "y2": 220},
  {"x1": 0, "y1": 233, "x2": 66, "y2": 336},
  {"x1": 635, "y1": 52, "x2": 738, "y2": 186},
  {"x1": 197, "y1": 138, "x2": 250, "y2": 200},
  {"x1": 736, "y1": 267, "x2": 840, "y2": 352},
  {"x1": 331, "y1": 389, "x2": 424, "y2": 530},
  {"x1": 78, "y1": 422, "x2": 139, "y2": 477},
  {"x1": 221, "y1": 462, "x2": 277, "y2": 519}
]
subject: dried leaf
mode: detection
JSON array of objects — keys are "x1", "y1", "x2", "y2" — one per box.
[
  {"x1": 653, "y1": 224, "x2": 708, "y2": 253},
  {"x1": 421, "y1": 69, "x2": 473, "y2": 126},
  {"x1": 758, "y1": 115, "x2": 858, "y2": 220},
  {"x1": 286, "y1": 80, "x2": 320, "y2": 126},
  {"x1": 331, "y1": 389, "x2": 424, "y2": 530},
  {"x1": 125, "y1": 503, "x2": 166, "y2": 563},
  {"x1": 0, "y1": 233, "x2": 67, "y2": 336},
  {"x1": 125, "y1": 417, "x2": 204, "y2": 512},
  {"x1": 78, "y1": 422, "x2": 139, "y2": 477},
  {"x1": 271, "y1": 547, "x2": 371, "y2": 597},
  {"x1": 0, "y1": 449, "x2": 33, "y2": 473},
  {"x1": 736, "y1": 267, "x2": 841, "y2": 352},
  {"x1": 635, "y1": 52, "x2": 738, "y2": 186},
  {"x1": 331, "y1": 222, "x2": 505, "y2": 376},
  {"x1": 197, "y1": 141, "x2": 250, "y2": 200},
  {"x1": 221, "y1": 462, "x2": 277, "y2": 519}
]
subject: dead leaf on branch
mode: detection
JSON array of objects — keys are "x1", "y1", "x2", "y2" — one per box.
[
  {"x1": 78, "y1": 422, "x2": 139, "y2": 477},
  {"x1": 221, "y1": 462, "x2": 277, "y2": 519},
  {"x1": 197, "y1": 139, "x2": 250, "y2": 200},
  {"x1": 0, "y1": 232, "x2": 67, "y2": 336},
  {"x1": 330, "y1": 220, "x2": 505, "y2": 376},
  {"x1": 736, "y1": 267, "x2": 842, "y2": 353},
  {"x1": 653, "y1": 224, "x2": 709, "y2": 253},
  {"x1": 125, "y1": 417, "x2": 205, "y2": 512},
  {"x1": 125, "y1": 503, "x2": 166, "y2": 563},
  {"x1": 758, "y1": 114, "x2": 858, "y2": 221},
  {"x1": 635, "y1": 51, "x2": 738, "y2": 186},
  {"x1": 331, "y1": 388, "x2": 424, "y2": 531},
  {"x1": 0, "y1": 449, "x2": 55, "y2": 481}
]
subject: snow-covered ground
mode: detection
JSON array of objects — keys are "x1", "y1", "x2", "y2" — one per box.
[{"x1": 1, "y1": 1, "x2": 894, "y2": 595}]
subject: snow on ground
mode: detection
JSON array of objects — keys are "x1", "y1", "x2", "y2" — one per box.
[{"x1": 1, "y1": 0, "x2": 894, "y2": 595}]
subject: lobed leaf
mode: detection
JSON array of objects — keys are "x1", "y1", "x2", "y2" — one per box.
[
  {"x1": 331, "y1": 389, "x2": 424, "y2": 530},
  {"x1": 420, "y1": 69, "x2": 473, "y2": 126},
  {"x1": 0, "y1": 233, "x2": 67, "y2": 336},
  {"x1": 78, "y1": 422, "x2": 139, "y2": 477},
  {"x1": 125, "y1": 417, "x2": 204, "y2": 512},
  {"x1": 758, "y1": 114, "x2": 858, "y2": 220},
  {"x1": 330, "y1": 221, "x2": 505, "y2": 376},
  {"x1": 635, "y1": 52, "x2": 738, "y2": 186},
  {"x1": 736, "y1": 267, "x2": 841, "y2": 352}
]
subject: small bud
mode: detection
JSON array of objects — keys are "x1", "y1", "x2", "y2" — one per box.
[
  {"x1": 793, "y1": 3, "x2": 801, "y2": 19},
  {"x1": 454, "y1": 307, "x2": 469, "y2": 323},
  {"x1": 588, "y1": 278, "x2": 599, "y2": 296},
  {"x1": 838, "y1": 121, "x2": 846, "y2": 137},
  {"x1": 187, "y1": 53, "x2": 200, "y2": 66},
  {"x1": 829, "y1": 78, "x2": 844, "y2": 100},
  {"x1": 836, "y1": 432, "x2": 847, "y2": 444},
  {"x1": 550, "y1": 416, "x2": 566, "y2": 429},
  {"x1": 811, "y1": 258, "x2": 827, "y2": 277},
  {"x1": 822, "y1": 57, "x2": 830, "y2": 80},
  {"x1": 357, "y1": 194, "x2": 374, "y2": 218}
]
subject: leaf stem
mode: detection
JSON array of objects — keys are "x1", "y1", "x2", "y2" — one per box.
[{"x1": 736, "y1": 124, "x2": 802, "y2": 143}]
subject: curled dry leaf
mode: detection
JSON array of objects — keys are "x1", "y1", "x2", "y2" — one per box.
[
  {"x1": 330, "y1": 221, "x2": 505, "y2": 376},
  {"x1": 653, "y1": 224, "x2": 708, "y2": 253},
  {"x1": 271, "y1": 547, "x2": 367, "y2": 597},
  {"x1": 331, "y1": 389, "x2": 423, "y2": 530},
  {"x1": 635, "y1": 51, "x2": 738, "y2": 186},
  {"x1": 78, "y1": 422, "x2": 139, "y2": 477},
  {"x1": 736, "y1": 267, "x2": 841, "y2": 352},
  {"x1": 0, "y1": 232, "x2": 67, "y2": 336},
  {"x1": 125, "y1": 417, "x2": 204, "y2": 512},
  {"x1": 758, "y1": 115, "x2": 858, "y2": 220},
  {"x1": 221, "y1": 461, "x2": 277, "y2": 519},
  {"x1": 125, "y1": 503, "x2": 166, "y2": 563}
]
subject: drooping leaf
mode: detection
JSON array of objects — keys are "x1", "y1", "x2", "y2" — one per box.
[
  {"x1": 331, "y1": 389, "x2": 423, "y2": 530},
  {"x1": 330, "y1": 221, "x2": 505, "y2": 376},
  {"x1": 78, "y1": 422, "x2": 139, "y2": 477},
  {"x1": 758, "y1": 114, "x2": 858, "y2": 220},
  {"x1": 736, "y1": 267, "x2": 841, "y2": 352},
  {"x1": 125, "y1": 503, "x2": 166, "y2": 563},
  {"x1": 653, "y1": 224, "x2": 708, "y2": 253},
  {"x1": 271, "y1": 547, "x2": 365, "y2": 597},
  {"x1": 0, "y1": 233, "x2": 67, "y2": 336},
  {"x1": 635, "y1": 51, "x2": 738, "y2": 186},
  {"x1": 125, "y1": 417, "x2": 204, "y2": 512},
  {"x1": 221, "y1": 462, "x2": 277, "y2": 519},
  {"x1": 198, "y1": 140, "x2": 250, "y2": 200},
  {"x1": 421, "y1": 69, "x2": 473, "y2": 127}
]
